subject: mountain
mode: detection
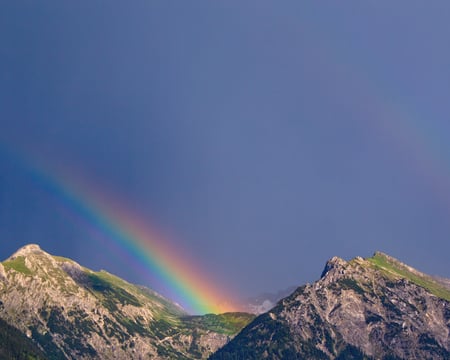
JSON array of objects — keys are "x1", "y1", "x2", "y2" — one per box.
[
  {"x1": 211, "y1": 252, "x2": 450, "y2": 360},
  {"x1": 0, "y1": 244, "x2": 254, "y2": 359},
  {"x1": 0, "y1": 317, "x2": 47, "y2": 360},
  {"x1": 237, "y1": 286, "x2": 298, "y2": 315}
]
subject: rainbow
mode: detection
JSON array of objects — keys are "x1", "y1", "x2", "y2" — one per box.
[
  {"x1": 1, "y1": 145, "x2": 236, "y2": 315},
  {"x1": 309, "y1": 34, "x2": 450, "y2": 212}
]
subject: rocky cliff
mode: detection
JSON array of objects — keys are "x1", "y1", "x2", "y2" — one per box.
[
  {"x1": 0, "y1": 316, "x2": 47, "y2": 360},
  {"x1": 211, "y1": 252, "x2": 450, "y2": 359},
  {"x1": 0, "y1": 244, "x2": 254, "y2": 359}
]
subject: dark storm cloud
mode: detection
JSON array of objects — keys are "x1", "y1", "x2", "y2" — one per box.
[{"x1": 1, "y1": 1, "x2": 450, "y2": 300}]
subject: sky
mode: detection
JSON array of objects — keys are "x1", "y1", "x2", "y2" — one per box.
[{"x1": 1, "y1": 2, "x2": 450, "y2": 310}]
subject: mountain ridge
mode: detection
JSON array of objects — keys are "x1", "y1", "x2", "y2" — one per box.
[
  {"x1": 2, "y1": 245, "x2": 450, "y2": 359},
  {"x1": 211, "y1": 252, "x2": 450, "y2": 360},
  {"x1": 0, "y1": 244, "x2": 254, "y2": 359}
]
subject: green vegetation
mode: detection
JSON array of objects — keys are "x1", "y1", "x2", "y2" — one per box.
[
  {"x1": 338, "y1": 278, "x2": 365, "y2": 295},
  {"x1": 0, "y1": 318, "x2": 47, "y2": 360},
  {"x1": 2, "y1": 256, "x2": 32, "y2": 275},
  {"x1": 92, "y1": 270, "x2": 132, "y2": 290},
  {"x1": 115, "y1": 314, "x2": 149, "y2": 337},
  {"x1": 151, "y1": 318, "x2": 178, "y2": 339},
  {"x1": 368, "y1": 253, "x2": 450, "y2": 301},
  {"x1": 156, "y1": 344, "x2": 190, "y2": 360},
  {"x1": 30, "y1": 326, "x2": 66, "y2": 360},
  {"x1": 84, "y1": 271, "x2": 183, "y2": 317},
  {"x1": 44, "y1": 306, "x2": 99, "y2": 357},
  {"x1": 136, "y1": 286, "x2": 188, "y2": 317},
  {"x1": 0, "y1": 248, "x2": 265, "y2": 359},
  {"x1": 52, "y1": 256, "x2": 73, "y2": 263},
  {"x1": 182, "y1": 312, "x2": 255, "y2": 336},
  {"x1": 335, "y1": 344, "x2": 371, "y2": 360},
  {"x1": 84, "y1": 272, "x2": 142, "y2": 310}
]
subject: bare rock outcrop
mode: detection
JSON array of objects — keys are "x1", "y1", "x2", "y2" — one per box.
[
  {"x1": 0, "y1": 263, "x2": 6, "y2": 282},
  {"x1": 0, "y1": 244, "x2": 253, "y2": 359},
  {"x1": 212, "y1": 252, "x2": 450, "y2": 360}
]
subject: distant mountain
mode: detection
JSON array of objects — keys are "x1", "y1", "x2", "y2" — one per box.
[
  {"x1": 0, "y1": 244, "x2": 254, "y2": 359},
  {"x1": 211, "y1": 252, "x2": 450, "y2": 360},
  {"x1": 238, "y1": 286, "x2": 298, "y2": 315}
]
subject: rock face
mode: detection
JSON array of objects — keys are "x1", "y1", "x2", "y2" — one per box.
[
  {"x1": 211, "y1": 252, "x2": 450, "y2": 360},
  {"x1": 0, "y1": 245, "x2": 254, "y2": 359},
  {"x1": 0, "y1": 317, "x2": 47, "y2": 360}
]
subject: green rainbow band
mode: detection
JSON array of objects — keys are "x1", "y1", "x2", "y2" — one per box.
[{"x1": 1, "y1": 145, "x2": 234, "y2": 314}]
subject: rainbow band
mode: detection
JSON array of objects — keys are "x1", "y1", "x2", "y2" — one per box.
[{"x1": 2, "y1": 146, "x2": 234, "y2": 315}]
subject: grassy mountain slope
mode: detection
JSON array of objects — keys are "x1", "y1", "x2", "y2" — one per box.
[
  {"x1": 0, "y1": 244, "x2": 254, "y2": 359},
  {"x1": 211, "y1": 253, "x2": 450, "y2": 360},
  {"x1": 367, "y1": 252, "x2": 450, "y2": 301}
]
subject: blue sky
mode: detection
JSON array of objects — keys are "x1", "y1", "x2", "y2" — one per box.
[{"x1": 1, "y1": 1, "x2": 450, "y2": 301}]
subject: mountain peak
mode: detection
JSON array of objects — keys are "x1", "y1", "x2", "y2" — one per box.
[
  {"x1": 214, "y1": 252, "x2": 450, "y2": 360},
  {"x1": 0, "y1": 243, "x2": 254, "y2": 359},
  {"x1": 8, "y1": 244, "x2": 44, "y2": 259},
  {"x1": 372, "y1": 251, "x2": 403, "y2": 264},
  {"x1": 320, "y1": 256, "x2": 347, "y2": 279},
  {"x1": 369, "y1": 251, "x2": 427, "y2": 277}
]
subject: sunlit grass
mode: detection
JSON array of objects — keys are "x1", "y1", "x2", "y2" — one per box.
[
  {"x1": 2, "y1": 257, "x2": 32, "y2": 275},
  {"x1": 182, "y1": 312, "x2": 256, "y2": 336},
  {"x1": 368, "y1": 253, "x2": 450, "y2": 302}
]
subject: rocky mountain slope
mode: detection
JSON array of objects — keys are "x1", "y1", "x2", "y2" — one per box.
[
  {"x1": 0, "y1": 244, "x2": 254, "y2": 359},
  {"x1": 211, "y1": 252, "x2": 450, "y2": 360},
  {"x1": 0, "y1": 317, "x2": 47, "y2": 360}
]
